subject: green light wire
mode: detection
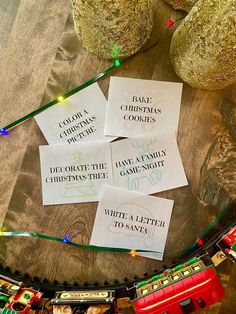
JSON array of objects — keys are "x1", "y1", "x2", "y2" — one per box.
[
  {"x1": 0, "y1": 231, "x2": 161, "y2": 256},
  {"x1": 2, "y1": 60, "x2": 121, "y2": 131},
  {"x1": 0, "y1": 203, "x2": 234, "y2": 257},
  {"x1": 181, "y1": 203, "x2": 234, "y2": 254},
  {"x1": 1, "y1": 17, "x2": 183, "y2": 133}
]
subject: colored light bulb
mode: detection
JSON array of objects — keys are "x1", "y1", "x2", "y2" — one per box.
[
  {"x1": 130, "y1": 249, "x2": 136, "y2": 257},
  {"x1": 0, "y1": 128, "x2": 9, "y2": 136},
  {"x1": 196, "y1": 238, "x2": 203, "y2": 246},
  {"x1": 115, "y1": 59, "x2": 121, "y2": 67},
  {"x1": 63, "y1": 235, "x2": 70, "y2": 243},
  {"x1": 167, "y1": 18, "x2": 174, "y2": 27},
  {"x1": 57, "y1": 96, "x2": 64, "y2": 102}
]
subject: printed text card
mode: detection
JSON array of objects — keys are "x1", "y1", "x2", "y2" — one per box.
[
  {"x1": 111, "y1": 130, "x2": 188, "y2": 194},
  {"x1": 90, "y1": 185, "x2": 174, "y2": 260},
  {"x1": 39, "y1": 142, "x2": 113, "y2": 205},
  {"x1": 104, "y1": 77, "x2": 183, "y2": 137},
  {"x1": 35, "y1": 83, "x2": 112, "y2": 144}
]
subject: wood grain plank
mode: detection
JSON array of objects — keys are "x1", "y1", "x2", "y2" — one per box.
[
  {"x1": 0, "y1": 0, "x2": 235, "y2": 312},
  {"x1": 0, "y1": 0, "x2": 71, "y2": 226},
  {"x1": 0, "y1": 0, "x2": 21, "y2": 65},
  {"x1": 0, "y1": 0, "x2": 227, "y2": 281}
]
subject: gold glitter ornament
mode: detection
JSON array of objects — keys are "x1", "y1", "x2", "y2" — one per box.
[
  {"x1": 164, "y1": 0, "x2": 199, "y2": 12},
  {"x1": 170, "y1": 0, "x2": 236, "y2": 90},
  {"x1": 70, "y1": 0, "x2": 155, "y2": 59}
]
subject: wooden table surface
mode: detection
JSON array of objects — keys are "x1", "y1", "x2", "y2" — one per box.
[{"x1": 0, "y1": 1, "x2": 235, "y2": 313}]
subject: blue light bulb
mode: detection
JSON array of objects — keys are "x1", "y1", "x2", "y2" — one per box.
[
  {"x1": 63, "y1": 235, "x2": 70, "y2": 243},
  {"x1": 0, "y1": 128, "x2": 9, "y2": 136}
]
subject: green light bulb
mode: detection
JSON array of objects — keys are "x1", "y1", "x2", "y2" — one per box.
[{"x1": 115, "y1": 59, "x2": 121, "y2": 67}]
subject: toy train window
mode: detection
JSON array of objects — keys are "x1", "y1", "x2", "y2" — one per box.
[
  {"x1": 172, "y1": 274, "x2": 180, "y2": 280},
  {"x1": 136, "y1": 259, "x2": 205, "y2": 298},
  {"x1": 182, "y1": 269, "x2": 190, "y2": 276},
  {"x1": 141, "y1": 288, "x2": 149, "y2": 295},
  {"x1": 161, "y1": 279, "x2": 169, "y2": 286},
  {"x1": 192, "y1": 265, "x2": 201, "y2": 271}
]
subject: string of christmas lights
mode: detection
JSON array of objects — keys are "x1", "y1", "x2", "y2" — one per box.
[
  {"x1": 0, "y1": 59, "x2": 121, "y2": 136},
  {"x1": 0, "y1": 231, "x2": 162, "y2": 257},
  {"x1": 181, "y1": 203, "x2": 233, "y2": 253},
  {"x1": 0, "y1": 17, "x2": 182, "y2": 137},
  {"x1": 0, "y1": 204, "x2": 232, "y2": 257}
]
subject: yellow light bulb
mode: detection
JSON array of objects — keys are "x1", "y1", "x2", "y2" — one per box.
[
  {"x1": 130, "y1": 249, "x2": 136, "y2": 257},
  {"x1": 57, "y1": 96, "x2": 64, "y2": 102}
]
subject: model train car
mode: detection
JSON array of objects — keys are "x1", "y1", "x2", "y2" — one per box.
[
  {"x1": 217, "y1": 225, "x2": 236, "y2": 261},
  {"x1": 132, "y1": 257, "x2": 225, "y2": 314},
  {"x1": 51, "y1": 290, "x2": 117, "y2": 314},
  {"x1": 1, "y1": 288, "x2": 43, "y2": 314},
  {"x1": 0, "y1": 275, "x2": 43, "y2": 314},
  {"x1": 0, "y1": 275, "x2": 23, "y2": 310}
]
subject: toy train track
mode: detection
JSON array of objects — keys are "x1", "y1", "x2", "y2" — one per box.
[
  {"x1": 0, "y1": 204, "x2": 235, "y2": 292},
  {"x1": 0, "y1": 203, "x2": 235, "y2": 314}
]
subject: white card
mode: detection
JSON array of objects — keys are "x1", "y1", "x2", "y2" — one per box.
[
  {"x1": 90, "y1": 185, "x2": 174, "y2": 260},
  {"x1": 104, "y1": 77, "x2": 183, "y2": 137},
  {"x1": 111, "y1": 129, "x2": 188, "y2": 194},
  {"x1": 35, "y1": 83, "x2": 114, "y2": 144},
  {"x1": 39, "y1": 142, "x2": 113, "y2": 205}
]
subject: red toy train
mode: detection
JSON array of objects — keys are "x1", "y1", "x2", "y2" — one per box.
[
  {"x1": 132, "y1": 257, "x2": 224, "y2": 314},
  {"x1": 218, "y1": 225, "x2": 236, "y2": 262},
  {"x1": 0, "y1": 275, "x2": 23, "y2": 310},
  {"x1": 0, "y1": 224, "x2": 235, "y2": 314},
  {"x1": 0, "y1": 274, "x2": 42, "y2": 314}
]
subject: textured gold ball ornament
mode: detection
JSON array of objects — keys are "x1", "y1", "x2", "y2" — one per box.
[
  {"x1": 164, "y1": 0, "x2": 199, "y2": 12},
  {"x1": 170, "y1": 0, "x2": 236, "y2": 90},
  {"x1": 70, "y1": 0, "x2": 155, "y2": 59}
]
